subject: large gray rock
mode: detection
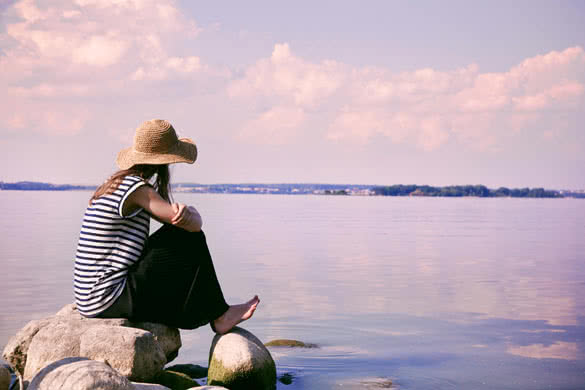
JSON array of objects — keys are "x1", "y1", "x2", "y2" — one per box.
[
  {"x1": 130, "y1": 322, "x2": 181, "y2": 362},
  {"x1": 2, "y1": 318, "x2": 52, "y2": 374},
  {"x1": 207, "y1": 327, "x2": 276, "y2": 390},
  {"x1": 80, "y1": 325, "x2": 166, "y2": 382},
  {"x1": 23, "y1": 320, "x2": 87, "y2": 380},
  {"x1": 28, "y1": 357, "x2": 134, "y2": 390},
  {"x1": 4, "y1": 304, "x2": 181, "y2": 381},
  {"x1": 0, "y1": 365, "x2": 10, "y2": 390}
]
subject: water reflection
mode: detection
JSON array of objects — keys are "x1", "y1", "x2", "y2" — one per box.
[{"x1": 507, "y1": 341, "x2": 579, "y2": 360}]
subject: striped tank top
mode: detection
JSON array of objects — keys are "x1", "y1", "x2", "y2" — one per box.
[{"x1": 74, "y1": 175, "x2": 150, "y2": 317}]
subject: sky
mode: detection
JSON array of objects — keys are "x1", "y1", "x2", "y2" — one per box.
[{"x1": 1, "y1": 0, "x2": 584, "y2": 189}]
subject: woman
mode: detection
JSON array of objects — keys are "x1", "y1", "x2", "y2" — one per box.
[{"x1": 74, "y1": 119, "x2": 259, "y2": 334}]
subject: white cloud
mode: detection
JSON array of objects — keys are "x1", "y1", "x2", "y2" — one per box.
[
  {"x1": 72, "y1": 33, "x2": 128, "y2": 66},
  {"x1": 239, "y1": 106, "x2": 306, "y2": 144},
  {"x1": 1, "y1": 0, "x2": 203, "y2": 79},
  {"x1": 228, "y1": 43, "x2": 346, "y2": 107},
  {"x1": 229, "y1": 44, "x2": 585, "y2": 150},
  {"x1": 0, "y1": 0, "x2": 209, "y2": 135}
]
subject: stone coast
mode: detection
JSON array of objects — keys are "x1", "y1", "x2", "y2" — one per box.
[{"x1": 1, "y1": 304, "x2": 277, "y2": 390}]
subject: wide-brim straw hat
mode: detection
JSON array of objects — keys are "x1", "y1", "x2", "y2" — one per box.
[{"x1": 116, "y1": 119, "x2": 197, "y2": 170}]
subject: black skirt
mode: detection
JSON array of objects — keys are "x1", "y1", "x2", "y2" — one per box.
[{"x1": 97, "y1": 224, "x2": 229, "y2": 330}]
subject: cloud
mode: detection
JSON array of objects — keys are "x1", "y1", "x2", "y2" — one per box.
[
  {"x1": 228, "y1": 43, "x2": 346, "y2": 107},
  {"x1": 0, "y1": 0, "x2": 211, "y2": 135},
  {"x1": 239, "y1": 106, "x2": 306, "y2": 144},
  {"x1": 71, "y1": 33, "x2": 128, "y2": 66},
  {"x1": 229, "y1": 44, "x2": 585, "y2": 150}
]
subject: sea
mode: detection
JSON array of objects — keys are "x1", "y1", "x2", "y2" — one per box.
[{"x1": 1, "y1": 191, "x2": 584, "y2": 389}]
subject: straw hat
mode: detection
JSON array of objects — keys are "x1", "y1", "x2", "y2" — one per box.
[{"x1": 116, "y1": 119, "x2": 197, "y2": 170}]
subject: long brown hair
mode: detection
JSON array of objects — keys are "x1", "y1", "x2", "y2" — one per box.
[{"x1": 90, "y1": 164, "x2": 172, "y2": 204}]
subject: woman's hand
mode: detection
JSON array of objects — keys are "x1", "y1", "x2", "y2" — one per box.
[
  {"x1": 171, "y1": 203, "x2": 203, "y2": 232},
  {"x1": 171, "y1": 203, "x2": 188, "y2": 226}
]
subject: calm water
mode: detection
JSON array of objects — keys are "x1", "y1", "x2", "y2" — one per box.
[{"x1": 1, "y1": 191, "x2": 584, "y2": 389}]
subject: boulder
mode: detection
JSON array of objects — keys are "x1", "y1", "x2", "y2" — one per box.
[
  {"x1": 23, "y1": 320, "x2": 87, "y2": 380},
  {"x1": 207, "y1": 327, "x2": 276, "y2": 390},
  {"x1": 27, "y1": 357, "x2": 134, "y2": 390},
  {"x1": 130, "y1": 322, "x2": 181, "y2": 362},
  {"x1": 3, "y1": 304, "x2": 182, "y2": 382},
  {"x1": 2, "y1": 318, "x2": 52, "y2": 374},
  {"x1": 80, "y1": 325, "x2": 166, "y2": 382},
  {"x1": 0, "y1": 365, "x2": 10, "y2": 390}
]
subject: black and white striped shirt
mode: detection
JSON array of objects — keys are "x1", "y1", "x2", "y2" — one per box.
[{"x1": 74, "y1": 175, "x2": 149, "y2": 317}]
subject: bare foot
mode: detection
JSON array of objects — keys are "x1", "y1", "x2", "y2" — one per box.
[{"x1": 212, "y1": 295, "x2": 260, "y2": 335}]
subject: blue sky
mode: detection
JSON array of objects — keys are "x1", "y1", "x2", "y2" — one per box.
[{"x1": 1, "y1": 0, "x2": 584, "y2": 189}]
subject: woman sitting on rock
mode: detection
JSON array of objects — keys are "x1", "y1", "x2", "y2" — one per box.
[{"x1": 73, "y1": 119, "x2": 259, "y2": 334}]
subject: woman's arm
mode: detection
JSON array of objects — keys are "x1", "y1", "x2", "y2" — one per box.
[{"x1": 125, "y1": 185, "x2": 203, "y2": 232}]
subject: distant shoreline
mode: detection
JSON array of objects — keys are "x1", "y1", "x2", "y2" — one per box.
[{"x1": 1, "y1": 181, "x2": 584, "y2": 198}]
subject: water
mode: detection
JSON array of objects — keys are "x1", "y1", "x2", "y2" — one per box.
[{"x1": 1, "y1": 191, "x2": 584, "y2": 389}]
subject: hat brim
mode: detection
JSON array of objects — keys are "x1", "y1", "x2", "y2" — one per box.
[{"x1": 116, "y1": 138, "x2": 197, "y2": 170}]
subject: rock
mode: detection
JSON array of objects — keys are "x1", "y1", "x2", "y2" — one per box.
[
  {"x1": 23, "y1": 320, "x2": 87, "y2": 380},
  {"x1": 132, "y1": 382, "x2": 171, "y2": 390},
  {"x1": 154, "y1": 370, "x2": 199, "y2": 390},
  {"x1": 278, "y1": 372, "x2": 295, "y2": 385},
  {"x1": 54, "y1": 303, "x2": 82, "y2": 318},
  {"x1": 0, "y1": 365, "x2": 10, "y2": 390},
  {"x1": 265, "y1": 339, "x2": 318, "y2": 348},
  {"x1": 27, "y1": 357, "x2": 134, "y2": 390},
  {"x1": 80, "y1": 325, "x2": 166, "y2": 382},
  {"x1": 165, "y1": 363, "x2": 208, "y2": 378},
  {"x1": 131, "y1": 322, "x2": 181, "y2": 362},
  {"x1": 4, "y1": 304, "x2": 181, "y2": 382},
  {"x1": 2, "y1": 318, "x2": 52, "y2": 374},
  {"x1": 207, "y1": 327, "x2": 276, "y2": 390}
]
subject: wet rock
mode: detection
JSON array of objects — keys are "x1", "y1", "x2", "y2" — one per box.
[
  {"x1": 80, "y1": 325, "x2": 166, "y2": 382},
  {"x1": 154, "y1": 370, "x2": 199, "y2": 390},
  {"x1": 208, "y1": 327, "x2": 276, "y2": 390},
  {"x1": 278, "y1": 372, "x2": 295, "y2": 385},
  {"x1": 265, "y1": 339, "x2": 318, "y2": 348},
  {"x1": 165, "y1": 363, "x2": 208, "y2": 378},
  {"x1": 0, "y1": 365, "x2": 10, "y2": 390},
  {"x1": 27, "y1": 357, "x2": 133, "y2": 390}
]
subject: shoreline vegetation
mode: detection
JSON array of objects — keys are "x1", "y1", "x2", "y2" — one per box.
[{"x1": 1, "y1": 181, "x2": 584, "y2": 198}]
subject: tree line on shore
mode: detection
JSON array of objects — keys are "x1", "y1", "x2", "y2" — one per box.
[{"x1": 371, "y1": 184, "x2": 562, "y2": 198}]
